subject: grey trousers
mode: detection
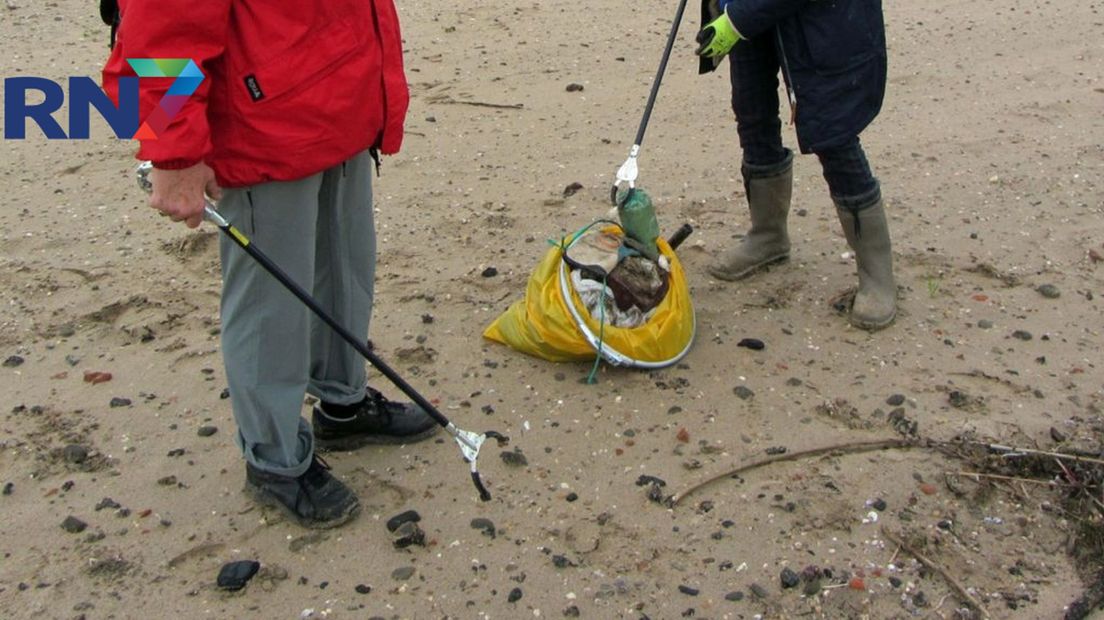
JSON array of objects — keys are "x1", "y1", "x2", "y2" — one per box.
[{"x1": 218, "y1": 150, "x2": 376, "y2": 477}]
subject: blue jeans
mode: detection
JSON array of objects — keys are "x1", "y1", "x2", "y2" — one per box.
[{"x1": 729, "y1": 29, "x2": 879, "y2": 207}]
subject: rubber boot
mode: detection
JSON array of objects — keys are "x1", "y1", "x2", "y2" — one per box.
[
  {"x1": 708, "y1": 151, "x2": 794, "y2": 281},
  {"x1": 836, "y1": 194, "x2": 896, "y2": 330}
]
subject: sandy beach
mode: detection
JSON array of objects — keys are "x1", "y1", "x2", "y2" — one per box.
[{"x1": 2, "y1": 0, "x2": 1103, "y2": 618}]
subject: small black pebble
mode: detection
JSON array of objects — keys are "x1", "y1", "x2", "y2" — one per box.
[
  {"x1": 109, "y1": 397, "x2": 131, "y2": 408},
  {"x1": 1012, "y1": 329, "x2": 1033, "y2": 341},
  {"x1": 2, "y1": 482, "x2": 13, "y2": 496},
  {"x1": 886, "y1": 394, "x2": 906, "y2": 406},
  {"x1": 889, "y1": 576, "x2": 902, "y2": 588},
  {"x1": 481, "y1": 267, "x2": 499, "y2": 278},
  {"x1": 197, "y1": 425, "x2": 218, "y2": 437},
  {"x1": 872, "y1": 498, "x2": 887, "y2": 512},
  {"x1": 386, "y1": 510, "x2": 421, "y2": 533},
  {"x1": 565, "y1": 492, "x2": 578, "y2": 502},
  {"x1": 749, "y1": 583, "x2": 769, "y2": 599},
  {"x1": 219, "y1": 388, "x2": 230, "y2": 400},
  {"x1": 3, "y1": 355, "x2": 25, "y2": 368},
  {"x1": 508, "y1": 587, "x2": 523, "y2": 602},
  {"x1": 355, "y1": 584, "x2": 371, "y2": 595},
  {"x1": 780, "y1": 567, "x2": 800, "y2": 589},
  {"x1": 565, "y1": 83, "x2": 584, "y2": 92},
  {"x1": 96, "y1": 497, "x2": 121, "y2": 511},
  {"x1": 765, "y1": 446, "x2": 787, "y2": 455},
  {"x1": 725, "y1": 591, "x2": 744, "y2": 601},
  {"x1": 217, "y1": 560, "x2": 260, "y2": 591},
  {"x1": 564, "y1": 605, "x2": 581, "y2": 617},
  {"x1": 737, "y1": 338, "x2": 765, "y2": 351},
  {"x1": 733, "y1": 386, "x2": 755, "y2": 400},
  {"x1": 678, "y1": 585, "x2": 699, "y2": 596},
  {"x1": 636, "y1": 475, "x2": 666, "y2": 487},
  {"x1": 421, "y1": 314, "x2": 434, "y2": 324}
]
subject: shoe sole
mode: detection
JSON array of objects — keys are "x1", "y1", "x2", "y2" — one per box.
[
  {"x1": 708, "y1": 254, "x2": 789, "y2": 282},
  {"x1": 314, "y1": 424, "x2": 441, "y2": 453},
  {"x1": 244, "y1": 482, "x2": 361, "y2": 530}
]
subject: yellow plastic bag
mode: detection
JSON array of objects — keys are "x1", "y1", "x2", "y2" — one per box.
[{"x1": 483, "y1": 229, "x2": 694, "y2": 368}]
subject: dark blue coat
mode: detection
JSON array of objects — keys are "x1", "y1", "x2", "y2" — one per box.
[{"x1": 724, "y1": 0, "x2": 887, "y2": 153}]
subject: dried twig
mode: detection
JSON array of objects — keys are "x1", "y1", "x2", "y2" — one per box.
[
  {"x1": 432, "y1": 96, "x2": 524, "y2": 110},
  {"x1": 668, "y1": 438, "x2": 919, "y2": 506},
  {"x1": 881, "y1": 526, "x2": 990, "y2": 620},
  {"x1": 976, "y1": 442, "x2": 1104, "y2": 466},
  {"x1": 953, "y1": 471, "x2": 1072, "y2": 487}
]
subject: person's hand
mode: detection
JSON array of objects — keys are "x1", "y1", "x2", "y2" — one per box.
[
  {"x1": 148, "y1": 163, "x2": 221, "y2": 228},
  {"x1": 695, "y1": 13, "x2": 741, "y2": 58}
]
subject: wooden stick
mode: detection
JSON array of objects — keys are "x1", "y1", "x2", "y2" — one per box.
[
  {"x1": 881, "y1": 526, "x2": 990, "y2": 620},
  {"x1": 976, "y1": 442, "x2": 1104, "y2": 466},
  {"x1": 668, "y1": 438, "x2": 918, "y2": 506},
  {"x1": 953, "y1": 471, "x2": 1073, "y2": 487},
  {"x1": 436, "y1": 97, "x2": 524, "y2": 110}
]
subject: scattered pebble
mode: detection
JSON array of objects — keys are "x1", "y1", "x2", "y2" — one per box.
[
  {"x1": 977, "y1": 319, "x2": 993, "y2": 329},
  {"x1": 678, "y1": 585, "x2": 699, "y2": 596},
  {"x1": 724, "y1": 591, "x2": 744, "y2": 601},
  {"x1": 3, "y1": 355, "x2": 24, "y2": 368},
  {"x1": 500, "y1": 449, "x2": 528, "y2": 467},
  {"x1": 109, "y1": 397, "x2": 132, "y2": 408},
  {"x1": 507, "y1": 587, "x2": 523, "y2": 602},
  {"x1": 197, "y1": 425, "x2": 218, "y2": 437},
  {"x1": 886, "y1": 394, "x2": 906, "y2": 406},
  {"x1": 765, "y1": 446, "x2": 787, "y2": 455},
  {"x1": 848, "y1": 577, "x2": 866, "y2": 590},
  {"x1": 749, "y1": 583, "x2": 769, "y2": 599},
  {"x1": 563, "y1": 182, "x2": 584, "y2": 198},
  {"x1": 2, "y1": 482, "x2": 13, "y2": 496},
  {"x1": 889, "y1": 576, "x2": 902, "y2": 588},
  {"x1": 737, "y1": 338, "x2": 765, "y2": 351},
  {"x1": 481, "y1": 267, "x2": 499, "y2": 278},
  {"x1": 61, "y1": 516, "x2": 87, "y2": 533},
  {"x1": 471, "y1": 517, "x2": 496, "y2": 538},
  {"x1": 871, "y1": 498, "x2": 887, "y2": 511},
  {"x1": 391, "y1": 566, "x2": 415, "y2": 581},
  {"x1": 355, "y1": 584, "x2": 371, "y2": 595},
  {"x1": 216, "y1": 560, "x2": 260, "y2": 591},
  {"x1": 565, "y1": 83, "x2": 584, "y2": 92},
  {"x1": 919, "y1": 483, "x2": 938, "y2": 495},
  {"x1": 780, "y1": 567, "x2": 800, "y2": 589},
  {"x1": 565, "y1": 492, "x2": 578, "y2": 502},
  {"x1": 563, "y1": 605, "x2": 581, "y2": 617},
  {"x1": 1036, "y1": 284, "x2": 1060, "y2": 299},
  {"x1": 386, "y1": 510, "x2": 421, "y2": 533},
  {"x1": 733, "y1": 386, "x2": 755, "y2": 400},
  {"x1": 82, "y1": 370, "x2": 112, "y2": 384},
  {"x1": 1012, "y1": 329, "x2": 1033, "y2": 341},
  {"x1": 635, "y1": 475, "x2": 666, "y2": 487},
  {"x1": 392, "y1": 522, "x2": 426, "y2": 549},
  {"x1": 157, "y1": 475, "x2": 177, "y2": 486},
  {"x1": 63, "y1": 444, "x2": 89, "y2": 464}
]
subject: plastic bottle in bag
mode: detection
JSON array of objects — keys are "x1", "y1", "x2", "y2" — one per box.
[{"x1": 616, "y1": 188, "x2": 660, "y2": 260}]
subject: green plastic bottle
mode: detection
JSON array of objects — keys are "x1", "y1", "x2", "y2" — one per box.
[{"x1": 616, "y1": 187, "x2": 660, "y2": 260}]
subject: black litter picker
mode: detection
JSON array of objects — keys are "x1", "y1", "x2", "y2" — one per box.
[{"x1": 137, "y1": 162, "x2": 508, "y2": 501}]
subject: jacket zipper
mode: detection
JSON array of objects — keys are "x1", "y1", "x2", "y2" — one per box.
[{"x1": 775, "y1": 27, "x2": 798, "y2": 125}]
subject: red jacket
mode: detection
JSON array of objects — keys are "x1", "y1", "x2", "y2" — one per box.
[{"x1": 103, "y1": 0, "x2": 409, "y2": 188}]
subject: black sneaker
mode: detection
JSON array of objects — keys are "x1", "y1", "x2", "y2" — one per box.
[
  {"x1": 312, "y1": 387, "x2": 439, "y2": 451},
  {"x1": 244, "y1": 454, "x2": 360, "y2": 529}
]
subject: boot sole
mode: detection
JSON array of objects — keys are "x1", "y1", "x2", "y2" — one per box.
[
  {"x1": 244, "y1": 482, "x2": 361, "y2": 530},
  {"x1": 850, "y1": 311, "x2": 896, "y2": 331},
  {"x1": 708, "y1": 253, "x2": 789, "y2": 282},
  {"x1": 314, "y1": 424, "x2": 441, "y2": 453}
]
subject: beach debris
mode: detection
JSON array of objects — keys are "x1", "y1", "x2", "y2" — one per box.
[{"x1": 216, "y1": 560, "x2": 260, "y2": 591}]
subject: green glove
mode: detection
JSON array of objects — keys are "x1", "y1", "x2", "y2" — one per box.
[{"x1": 695, "y1": 13, "x2": 741, "y2": 58}]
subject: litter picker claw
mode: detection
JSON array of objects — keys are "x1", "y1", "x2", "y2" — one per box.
[{"x1": 137, "y1": 162, "x2": 508, "y2": 501}]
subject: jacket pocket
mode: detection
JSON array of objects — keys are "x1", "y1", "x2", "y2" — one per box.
[
  {"x1": 795, "y1": 0, "x2": 879, "y2": 75},
  {"x1": 236, "y1": 17, "x2": 362, "y2": 105}
]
